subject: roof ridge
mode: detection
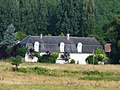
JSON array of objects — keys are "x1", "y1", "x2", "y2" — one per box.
[{"x1": 30, "y1": 35, "x2": 95, "y2": 39}]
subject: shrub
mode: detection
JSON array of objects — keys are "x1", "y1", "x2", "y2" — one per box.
[
  {"x1": 86, "y1": 48, "x2": 109, "y2": 64},
  {"x1": 95, "y1": 48, "x2": 109, "y2": 63},
  {"x1": 41, "y1": 54, "x2": 50, "y2": 63},
  {"x1": 70, "y1": 59, "x2": 75, "y2": 64},
  {"x1": 33, "y1": 52, "x2": 42, "y2": 62},
  {"x1": 11, "y1": 55, "x2": 22, "y2": 70},
  {"x1": 17, "y1": 68, "x2": 30, "y2": 73},
  {"x1": 49, "y1": 52, "x2": 59, "y2": 63},
  {"x1": 31, "y1": 67, "x2": 48, "y2": 75},
  {"x1": 31, "y1": 52, "x2": 59, "y2": 63},
  {"x1": 38, "y1": 52, "x2": 59, "y2": 63},
  {"x1": 86, "y1": 55, "x2": 98, "y2": 64},
  {"x1": 18, "y1": 67, "x2": 49, "y2": 75}
]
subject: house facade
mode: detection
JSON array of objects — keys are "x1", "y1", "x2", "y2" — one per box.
[{"x1": 20, "y1": 34, "x2": 103, "y2": 64}]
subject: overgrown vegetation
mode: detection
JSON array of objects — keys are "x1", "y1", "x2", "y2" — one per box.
[
  {"x1": 86, "y1": 48, "x2": 108, "y2": 64},
  {"x1": 1, "y1": 62, "x2": 120, "y2": 90},
  {"x1": 16, "y1": 66, "x2": 120, "y2": 82},
  {"x1": 33, "y1": 52, "x2": 59, "y2": 63},
  {"x1": 0, "y1": 0, "x2": 120, "y2": 63}
]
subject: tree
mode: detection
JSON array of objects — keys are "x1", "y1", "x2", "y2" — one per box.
[
  {"x1": 16, "y1": 31, "x2": 27, "y2": 41},
  {"x1": 0, "y1": 0, "x2": 120, "y2": 43},
  {"x1": 104, "y1": 15, "x2": 120, "y2": 64},
  {"x1": 86, "y1": 48, "x2": 108, "y2": 64},
  {"x1": 18, "y1": 46, "x2": 28, "y2": 57},
  {"x1": 0, "y1": 44, "x2": 9, "y2": 59},
  {"x1": 1, "y1": 24, "x2": 18, "y2": 48},
  {"x1": 59, "y1": 32, "x2": 65, "y2": 36},
  {"x1": 81, "y1": 0, "x2": 95, "y2": 36},
  {"x1": 56, "y1": 0, "x2": 80, "y2": 36},
  {"x1": 95, "y1": 48, "x2": 108, "y2": 63},
  {"x1": 11, "y1": 55, "x2": 22, "y2": 71}
]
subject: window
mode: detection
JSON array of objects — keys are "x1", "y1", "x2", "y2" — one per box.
[
  {"x1": 34, "y1": 41, "x2": 39, "y2": 52},
  {"x1": 60, "y1": 42, "x2": 65, "y2": 52},
  {"x1": 77, "y1": 42, "x2": 82, "y2": 52}
]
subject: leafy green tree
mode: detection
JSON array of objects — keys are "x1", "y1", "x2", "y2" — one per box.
[
  {"x1": 56, "y1": 0, "x2": 80, "y2": 36},
  {"x1": 18, "y1": 46, "x2": 28, "y2": 57},
  {"x1": 104, "y1": 15, "x2": 120, "y2": 64},
  {"x1": 1, "y1": 24, "x2": 17, "y2": 48},
  {"x1": 16, "y1": 31, "x2": 27, "y2": 41},
  {"x1": 0, "y1": 0, "x2": 120, "y2": 44},
  {"x1": 48, "y1": 34, "x2": 52, "y2": 36},
  {"x1": 81, "y1": 0, "x2": 95, "y2": 36},
  {"x1": 59, "y1": 32, "x2": 65, "y2": 36},
  {"x1": 86, "y1": 48, "x2": 108, "y2": 64},
  {"x1": 95, "y1": 48, "x2": 108, "y2": 63}
]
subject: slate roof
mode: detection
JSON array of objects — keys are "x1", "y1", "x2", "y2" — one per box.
[{"x1": 20, "y1": 35, "x2": 103, "y2": 53}]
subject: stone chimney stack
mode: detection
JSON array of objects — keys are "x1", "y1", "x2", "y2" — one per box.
[
  {"x1": 67, "y1": 34, "x2": 70, "y2": 40},
  {"x1": 40, "y1": 34, "x2": 43, "y2": 39}
]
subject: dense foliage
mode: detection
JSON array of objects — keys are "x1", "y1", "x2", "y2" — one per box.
[
  {"x1": 0, "y1": 0, "x2": 120, "y2": 63},
  {"x1": 0, "y1": 0, "x2": 119, "y2": 37},
  {"x1": 33, "y1": 52, "x2": 59, "y2": 63},
  {"x1": 0, "y1": 24, "x2": 17, "y2": 48},
  {"x1": 86, "y1": 48, "x2": 108, "y2": 64},
  {"x1": 11, "y1": 55, "x2": 22, "y2": 70}
]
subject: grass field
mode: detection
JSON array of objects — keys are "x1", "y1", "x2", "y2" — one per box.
[{"x1": 0, "y1": 61, "x2": 120, "y2": 90}]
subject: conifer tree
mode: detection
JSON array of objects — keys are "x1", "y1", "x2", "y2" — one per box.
[
  {"x1": 56, "y1": 0, "x2": 80, "y2": 36},
  {"x1": 2, "y1": 24, "x2": 18, "y2": 48},
  {"x1": 81, "y1": 0, "x2": 95, "y2": 36}
]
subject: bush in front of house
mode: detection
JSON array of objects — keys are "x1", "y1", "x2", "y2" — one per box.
[
  {"x1": 86, "y1": 55, "x2": 98, "y2": 64},
  {"x1": 49, "y1": 52, "x2": 59, "y2": 63},
  {"x1": 70, "y1": 59, "x2": 75, "y2": 64},
  {"x1": 34, "y1": 52, "x2": 59, "y2": 63},
  {"x1": 40, "y1": 54, "x2": 50, "y2": 63},
  {"x1": 32, "y1": 52, "x2": 42, "y2": 62},
  {"x1": 86, "y1": 48, "x2": 109, "y2": 64}
]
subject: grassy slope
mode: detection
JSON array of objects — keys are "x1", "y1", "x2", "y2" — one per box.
[{"x1": 0, "y1": 61, "x2": 120, "y2": 90}]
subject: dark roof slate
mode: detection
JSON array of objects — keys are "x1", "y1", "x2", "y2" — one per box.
[{"x1": 20, "y1": 36, "x2": 103, "y2": 53}]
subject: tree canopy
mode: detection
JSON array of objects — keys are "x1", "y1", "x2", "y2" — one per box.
[
  {"x1": 0, "y1": 0, "x2": 120, "y2": 63},
  {"x1": 0, "y1": 0, "x2": 119, "y2": 37},
  {"x1": 1, "y1": 24, "x2": 17, "y2": 48}
]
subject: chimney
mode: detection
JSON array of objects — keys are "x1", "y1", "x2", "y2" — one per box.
[
  {"x1": 67, "y1": 34, "x2": 70, "y2": 40},
  {"x1": 40, "y1": 34, "x2": 43, "y2": 39}
]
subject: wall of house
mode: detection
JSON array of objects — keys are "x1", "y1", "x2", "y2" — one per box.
[
  {"x1": 25, "y1": 53, "x2": 38, "y2": 62},
  {"x1": 56, "y1": 53, "x2": 93, "y2": 64},
  {"x1": 69, "y1": 53, "x2": 93, "y2": 64},
  {"x1": 24, "y1": 52, "x2": 92, "y2": 64}
]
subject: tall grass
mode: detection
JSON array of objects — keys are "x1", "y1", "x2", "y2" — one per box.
[
  {"x1": 17, "y1": 66, "x2": 120, "y2": 81},
  {"x1": 1, "y1": 62, "x2": 120, "y2": 90}
]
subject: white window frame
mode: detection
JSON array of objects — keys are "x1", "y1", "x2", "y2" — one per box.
[
  {"x1": 60, "y1": 42, "x2": 65, "y2": 52},
  {"x1": 77, "y1": 42, "x2": 82, "y2": 53},
  {"x1": 34, "y1": 41, "x2": 39, "y2": 52}
]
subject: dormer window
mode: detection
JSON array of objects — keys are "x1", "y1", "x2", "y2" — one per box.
[
  {"x1": 77, "y1": 42, "x2": 82, "y2": 52},
  {"x1": 34, "y1": 41, "x2": 39, "y2": 52},
  {"x1": 60, "y1": 42, "x2": 65, "y2": 52}
]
